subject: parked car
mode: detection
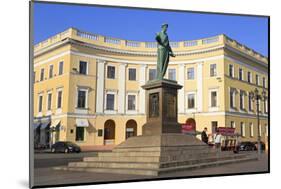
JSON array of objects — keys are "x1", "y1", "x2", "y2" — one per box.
[
  {"x1": 51, "y1": 141, "x2": 81, "y2": 153},
  {"x1": 253, "y1": 141, "x2": 266, "y2": 151},
  {"x1": 239, "y1": 141, "x2": 257, "y2": 151}
]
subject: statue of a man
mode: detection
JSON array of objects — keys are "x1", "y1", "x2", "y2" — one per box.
[{"x1": 155, "y1": 23, "x2": 175, "y2": 80}]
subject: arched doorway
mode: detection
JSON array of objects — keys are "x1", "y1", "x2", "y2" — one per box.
[
  {"x1": 185, "y1": 118, "x2": 196, "y2": 132},
  {"x1": 104, "y1": 120, "x2": 115, "y2": 145},
  {"x1": 125, "y1": 120, "x2": 137, "y2": 139}
]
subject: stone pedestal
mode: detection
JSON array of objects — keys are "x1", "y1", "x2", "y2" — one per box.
[
  {"x1": 57, "y1": 79, "x2": 257, "y2": 176},
  {"x1": 142, "y1": 79, "x2": 182, "y2": 135}
]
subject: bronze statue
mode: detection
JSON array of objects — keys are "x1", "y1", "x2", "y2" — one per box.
[{"x1": 155, "y1": 23, "x2": 175, "y2": 80}]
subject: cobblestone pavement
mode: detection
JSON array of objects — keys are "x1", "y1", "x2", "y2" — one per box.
[{"x1": 33, "y1": 152, "x2": 269, "y2": 187}]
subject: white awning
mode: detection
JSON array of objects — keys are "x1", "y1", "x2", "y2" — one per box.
[
  {"x1": 50, "y1": 120, "x2": 61, "y2": 129},
  {"x1": 76, "y1": 119, "x2": 89, "y2": 127}
]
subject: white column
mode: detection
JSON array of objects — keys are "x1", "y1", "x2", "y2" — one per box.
[
  {"x1": 178, "y1": 63, "x2": 185, "y2": 114},
  {"x1": 118, "y1": 63, "x2": 127, "y2": 114},
  {"x1": 96, "y1": 60, "x2": 105, "y2": 113},
  {"x1": 197, "y1": 62, "x2": 203, "y2": 112},
  {"x1": 139, "y1": 64, "x2": 147, "y2": 114}
]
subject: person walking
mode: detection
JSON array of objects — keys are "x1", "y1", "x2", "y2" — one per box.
[
  {"x1": 201, "y1": 127, "x2": 208, "y2": 144},
  {"x1": 214, "y1": 130, "x2": 222, "y2": 152}
]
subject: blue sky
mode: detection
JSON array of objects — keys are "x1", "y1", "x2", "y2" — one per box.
[{"x1": 34, "y1": 2, "x2": 268, "y2": 56}]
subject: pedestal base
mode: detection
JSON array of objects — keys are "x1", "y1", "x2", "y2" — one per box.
[{"x1": 55, "y1": 134, "x2": 257, "y2": 176}]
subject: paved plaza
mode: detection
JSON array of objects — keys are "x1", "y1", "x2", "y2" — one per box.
[{"x1": 33, "y1": 151, "x2": 269, "y2": 187}]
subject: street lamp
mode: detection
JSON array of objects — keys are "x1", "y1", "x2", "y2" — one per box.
[{"x1": 249, "y1": 88, "x2": 267, "y2": 157}]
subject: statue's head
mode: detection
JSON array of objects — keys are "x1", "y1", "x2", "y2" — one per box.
[{"x1": 161, "y1": 23, "x2": 168, "y2": 32}]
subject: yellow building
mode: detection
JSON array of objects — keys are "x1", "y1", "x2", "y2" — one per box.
[{"x1": 33, "y1": 28, "x2": 268, "y2": 149}]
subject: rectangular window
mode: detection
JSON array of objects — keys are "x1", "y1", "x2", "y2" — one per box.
[
  {"x1": 58, "y1": 61, "x2": 64, "y2": 75},
  {"x1": 240, "y1": 91, "x2": 245, "y2": 110},
  {"x1": 79, "y1": 61, "x2": 87, "y2": 75},
  {"x1": 149, "y1": 69, "x2": 156, "y2": 80},
  {"x1": 247, "y1": 72, "x2": 252, "y2": 83},
  {"x1": 128, "y1": 95, "x2": 136, "y2": 110},
  {"x1": 187, "y1": 68, "x2": 194, "y2": 80},
  {"x1": 187, "y1": 94, "x2": 195, "y2": 109},
  {"x1": 239, "y1": 68, "x2": 243, "y2": 80},
  {"x1": 210, "y1": 64, "x2": 217, "y2": 77},
  {"x1": 230, "y1": 121, "x2": 235, "y2": 128},
  {"x1": 107, "y1": 66, "x2": 115, "y2": 79},
  {"x1": 77, "y1": 90, "x2": 86, "y2": 108},
  {"x1": 248, "y1": 95, "x2": 253, "y2": 111},
  {"x1": 47, "y1": 93, "x2": 52, "y2": 111},
  {"x1": 75, "y1": 127, "x2": 85, "y2": 141},
  {"x1": 258, "y1": 124, "x2": 262, "y2": 136},
  {"x1": 211, "y1": 121, "x2": 218, "y2": 133},
  {"x1": 106, "y1": 94, "x2": 115, "y2": 110},
  {"x1": 57, "y1": 91, "x2": 62, "y2": 109},
  {"x1": 256, "y1": 74, "x2": 259, "y2": 85},
  {"x1": 265, "y1": 124, "x2": 268, "y2": 137},
  {"x1": 33, "y1": 72, "x2": 36, "y2": 83},
  {"x1": 211, "y1": 91, "x2": 217, "y2": 107},
  {"x1": 49, "y1": 65, "x2": 53, "y2": 78},
  {"x1": 38, "y1": 95, "x2": 43, "y2": 112},
  {"x1": 240, "y1": 122, "x2": 245, "y2": 137},
  {"x1": 249, "y1": 123, "x2": 254, "y2": 137},
  {"x1": 258, "y1": 99, "x2": 262, "y2": 112},
  {"x1": 229, "y1": 64, "x2": 234, "y2": 77},
  {"x1": 128, "y1": 68, "x2": 136, "y2": 81},
  {"x1": 230, "y1": 89, "x2": 235, "y2": 108},
  {"x1": 40, "y1": 68, "x2": 44, "y2": 81},
  {"x1": 263, "y1": 77, "x2": 266, "y2": 88},
  {"x1": 168, "y1": 69, "x2": 176, "y2": 80},
  {"x1": 264, "y1": 98, "x2": 268, "y2": 113}
]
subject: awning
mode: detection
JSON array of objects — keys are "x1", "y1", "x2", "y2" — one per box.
[
  {"x1": 50, "y1": 120, "x2": 61, "y2": 131},
  {"x1": 76, "y1": 119, "x2": 89, "y2": 127},
  {"x1": 40, "y1": 121, "x2": 51, "y2": 130},
  {"x1": 33, "y1": 122, "x2": 41, "y2": 130}
]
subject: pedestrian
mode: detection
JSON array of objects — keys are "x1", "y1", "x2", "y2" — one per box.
[
  {"x1": 233, "y1": 135, "x2": 241, "y2": 154},
  {"x1": 201, "y1": 127, "x2": 208, "y2": 144},
  {"x1": 214, "y1": 130, "x2": 222, "y2": 152}
]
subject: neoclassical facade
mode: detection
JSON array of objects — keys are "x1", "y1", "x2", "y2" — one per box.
[{"x1": 33, "y1": 28, "x2": 268, "y2": 148}]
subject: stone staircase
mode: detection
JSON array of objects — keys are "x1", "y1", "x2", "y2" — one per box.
[{"x1": 54, "y1": 134, "x2": 258, "y2": 176}]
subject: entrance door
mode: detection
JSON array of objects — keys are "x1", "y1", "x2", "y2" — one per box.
[
  {"x1": 211, "y1": 121, "x2": 218, "y2": 133},
  {"x1": 125, "y1": 120, "x2": 137, "y2": 139},
  {"x1": 104, "y1": 120, "x2": 115, "y2": 145}
]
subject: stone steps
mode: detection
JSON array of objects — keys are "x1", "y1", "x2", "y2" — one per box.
[{"x1": 54, "y1": 156, "x2": 257, "y2": 176}]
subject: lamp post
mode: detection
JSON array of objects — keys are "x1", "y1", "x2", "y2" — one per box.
[{"x1": 249, "y1": 88, "x2": 266, "y2": 157}]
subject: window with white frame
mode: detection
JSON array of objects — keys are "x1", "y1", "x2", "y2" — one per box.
[
  {"x1": 149, "y1": 69, "x2": 156, "y2": 80},
  {"x1": 106, "y1": 93, "x2": 115, "y2": 110},
  {"x1": 240, "y1": 122, "x2": 245, "y2": 137},
  {"x1": 40, "y1": 68, "x2": 44, "y2": 81},
  {"x1": 58, "y1": 61, "x2": 64, "y2": 75},
  {"x1": 47, "y1": 93, "x2": 52, "y2": 111},
  {"x1": 187, "y1": 67, "x2": 194, "y2": 80},
  {"x1": 77, "y1": 89, "x2": 87, "y2": 108},
  {"x1": 210, "y1": 90, "x2": 218, "y2": 108},
  {"x1": 256, "y1": 74, "x2": 260, "y2": 86},
  {"x1": 127, "y1": 95, "x2": 136, "y2": 110},
  {"x1": 230, "y1": 121, "x2": 235, "y2": 128},
  {"x1": 263, "y1": 77, "x2": 266, "y2": 88},
  {"x1": 187, "y1": 93, "x2": 195, "y2": 109},
  {"x1": 258, "y1": 124, "x2": 262, "y2": 136},
  {"x1": 239, "y1": 90, "x2": 245, "y2": 110},
  {"x1": 38, "y1": 95, "x2": 43, "y2": 112},
  {"x1": 247, "y1": 72, "x2": 252, "y2": 83},
  {"x1": 258, "y1": 98, "x2": 262, "y2": 112},
  {"x1": 248, "y1": 94, "x2": 253, "y2": 111},
  {"x1": 265, "y1": 124, "x2": 268, "y2": 137},
  {"x1": 107, "y1": 66, "x2": 115, "y2": 79},
  {"x1": 239, "y1": 68, "x2": 243, "y2": 81},
  {"x1": 168, "y1": 69, "x2": 176, "y2": 80},
  {"x1": 229, "y1": 64, "x2": 234, "y2": 78},
  {"x1": 128, "y1": 68, "x2": 136, "y2": 81},
  {"x1": 49, "y1": 65, "x2": 53, "y2": 79},
  {"x1": 57, "y1": 90, "x2": 63, "y2": 109},
  {"x1": 210, "y1": 64, "x2": 217, "y2": 77},
  {"x1": 249, "y1": 122, "x2": 254, "y2": 137},
  {"x1": 79, "y1": 61, "x2": 88, "y2": 75},
  {"x1": 230, "y1": 88, "x2": 236, "y2": 109}
]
